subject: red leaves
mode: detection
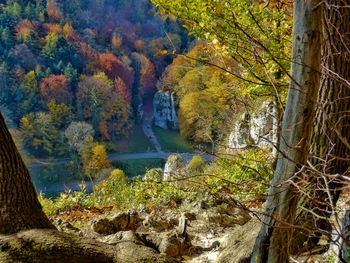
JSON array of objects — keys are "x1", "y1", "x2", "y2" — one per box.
[
  {"x1": 98, "y1": 53, "x2": 133, "y2": 88},
  {"x1": 40, "y1": 75, "x2": 73, "y2": 105}
]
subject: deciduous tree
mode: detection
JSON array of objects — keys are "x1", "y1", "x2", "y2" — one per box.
[
  {"x1": 39, "y1": 74, "x2": 72, "y2": 104},
  {"x1": 0, "y1": 112, "x2": 54, "y2": 234}
]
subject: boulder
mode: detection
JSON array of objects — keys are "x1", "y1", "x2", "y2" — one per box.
[
  {"x1": 93, "y1": 211, "x2": 142, "y2": 235},
  {"x1": 93, "y1": 218, "x2": 116, "y2": 235},
  {"x1": 111, "y1": 213, "x2": 129, "y2": 231},
  {"x1": 137, "y1": 230, "x2": 194, "y2": 258},
  {"x1": 51, "y1": 218, "x2": 80, "y2": 234},
  {"x1": 98, "y1": 231, "x2": 141, "y2": 245},
  {"x1": 153, "y1": 91, "x2": 179, "y2": 130},
  {"x1": 188, "y1": 193, "x2": 252, "y2": 227},
  {"x1": 198, "y1": 207, "x2": 251, "y2": 227},
  {"x1": 143, "y1": 214, "x2": 178, "y2": 232},
  {"x1": 111, "y1": 211, "x2": 142, "y2": 232},
  {"x1": 217, "y1": 218, "x2": 261, "y2": 263},
  {"x1": 163, "y1": 154, "x2": 185, "y2": 182},
  {"x1": 176, "y1": 213, "x2": 187, "y2": 237},
  {"x1": 339, "y1": 210, "x2": 350, "y2": 262}
]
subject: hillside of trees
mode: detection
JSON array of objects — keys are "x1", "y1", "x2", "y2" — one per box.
[
  {"x1": 0, "y1": 0, "x2": 192, "y2": 158},
  {"x1": 0, "y1": 0, "x2": 349, "y2": 262}
]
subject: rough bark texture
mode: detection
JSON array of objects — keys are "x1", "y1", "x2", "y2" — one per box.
[
  {"x1": 251, "y1": 0, "x2": 323, "y2": 262},
  {"x1": 292, "y1": 0, "x2": 350, "y2": 254},
  {"x1": 0, "y1": 112, "x2": 54, "y2": 234},
  {"x1": 0, "y1": 229, "x2": 180, "y2": 263}
]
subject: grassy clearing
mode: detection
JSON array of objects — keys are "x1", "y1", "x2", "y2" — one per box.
[
  {"x1": 114, "y1": 125, "x2": 155, "y2": 153},
  {"x1": 153, "y1": 127, "x2": 194, "y2": 153},
  {"x1": 111, "y1": 158, "x2": 166, "y2": 178}
]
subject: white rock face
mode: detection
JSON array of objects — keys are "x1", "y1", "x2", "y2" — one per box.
[
  {"x1": 228, "y1": 102, "x2": 278, "y2": 153},
  {"x1": 163, "y1": 154, "x2": 184, "y2": 181},
  {"x1": 137, "y1": 103, "x2": 144, "y2": 121},
  {"x1": 153, "y1": 91, "x2": 179, "y2": 130}
]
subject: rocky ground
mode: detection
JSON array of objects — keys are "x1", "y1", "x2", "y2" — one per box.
[
  {"x1": 2, "y1": 191, "x2": 347, "y2": 262},
  {"x1": 0, "y1": 193, "x2": 259, "y2": 263},
  {"x1": 83, "y1": 193, "x2": 259, "y2": 263}
]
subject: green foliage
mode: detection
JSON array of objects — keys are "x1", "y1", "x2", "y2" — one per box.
[
  {"x1": 189, "y1": 155, "x2": 205, "y2": 172},
  {"x1": 0, "y1": 0, "x2": 192, "y2": 161},
  {"x1": 152, "y1": 0, "x2": 292, "y2": 98},
  {"x1": 111, "y1": 159, "x2": 166, "y2": 178},
  {"x1": 205, "y1": 148, "x2": 273, "y2": 198},
  {"x1": 40, "y1": 166, "x2": 188, "y2": 214},
  {"x1": 159, "y1": 43, "x2": 239, "y2": 143},
  {"x1": 39, "y1": 185, "x2": 94, "y2": 216},
  {"x1": 20, "y1": 112, "x2": 66, "y2": 157},
  {"x1": 39, "y1": 148, "x2": 273, "y2": 216}
]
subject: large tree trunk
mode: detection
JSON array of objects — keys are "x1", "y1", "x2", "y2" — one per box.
[
  {"x1": 251, "y1": 0, "x2": 323, "y2": 262},
  {"x1": 0, "y1": 112, "x2": 54, "y2": 234},
  {"x1": 291, "y1": 0, "x2": 350, "y2": 254}
]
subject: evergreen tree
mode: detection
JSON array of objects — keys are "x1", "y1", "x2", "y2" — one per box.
[
  {"x1": 1, "y1": 27, "x2": 13, "y2": 48},
  {"x1": 25, "y1": 30, "x2": 40, "y2": 53},
  {"x1": 16, "y1": 32, "x2": 24, "y2": 43},
  {"x1": 64, "y1": 62, "x2": 77, "y2": 87}
]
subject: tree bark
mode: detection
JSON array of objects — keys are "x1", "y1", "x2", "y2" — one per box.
[
  {"x1": 339, "y1": 211, "x2": 350, "y2": 263},
  {"x1": 0, "y1": 112, "x2": 54, "y2": 234},
  {"x1": 251, "y1": 0, "x2": 323, "y2": 262},
  {"x1": 292, "y1": 0, "x2": 350, "y2": 254}
]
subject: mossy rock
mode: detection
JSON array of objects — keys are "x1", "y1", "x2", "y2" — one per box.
[{"x1": 0, "y1": 229, "x2": 180, "y2": 263}]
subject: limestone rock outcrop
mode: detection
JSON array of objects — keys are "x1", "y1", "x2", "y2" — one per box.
[
  {"x1": 163, "y1": 154, "x2": 185, "y2": 182},
  {"x1": 228, "y1": 101, "x2": 278, "y2": 153},
  {"x1": 153, "y1": 91, "x2": 179, "y2": 130},
  {"x1": 92, "y1": 211, "x2": 142, "y2": 235}
]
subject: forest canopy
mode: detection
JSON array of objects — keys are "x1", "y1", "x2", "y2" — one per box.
[{"x1": 0, "y1": 0, "x2": 193, "y2": 158}]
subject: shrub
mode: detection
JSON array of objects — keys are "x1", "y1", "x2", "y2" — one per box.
[{"x1": 188, "y1": 155, "x2": 205, "y2": 171}]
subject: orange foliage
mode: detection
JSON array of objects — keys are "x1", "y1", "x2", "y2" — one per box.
[
  {"x1": 99, "y1": 121, "x2": 110, "y2": 140},
  {"x1": 40, "y1": 75, "x2": 72, "y2": 105},
  {"x1": 134, "y1": 40, "x2": 146, "y2": 53},
  {"x1": 46, "y1": 0, "x2": 63, "y2": 22},
  {"x1": 98, "y1": 53, "x2": 133, "y2": 87},
  {"x1": 15, "y1": 19, "x2": 35, "y2": 39},
  {"x1": 63, "y1": 23, "x2": 81, "y2": 42},
  {"x1": 114, "y1": 77, "x2": 131, "y2": 105},
  {"x1": 140, "y1": 57, "x2": 156, "y2": 97},
  {"x1": 43, "y1": 23, "x2": 63, "y2": 35}
]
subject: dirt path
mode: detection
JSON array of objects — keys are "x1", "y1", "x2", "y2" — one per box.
[
  {"x1": 31, "y1": 100, "x2": 214, "y2": 167},
  {"x1": 141, "y1": 99, "x2": 163, "y2": 153},
  {"x1": 142, "y1": 113, "x2": 163, "y2": 153}
]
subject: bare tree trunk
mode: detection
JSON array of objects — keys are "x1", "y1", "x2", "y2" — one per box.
[
  {"x1": 0, "y1": 112, "x2": 54, "y2": 234},
  {"x1": 292, "y1": 0, "x2": 350, "y2": 254},
  {"x1": 251, "y1": 0, "x2": 323, "y2": 262}
]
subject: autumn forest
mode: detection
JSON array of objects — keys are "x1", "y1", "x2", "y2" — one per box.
[{"x1": 0, "y1": 0, "x2": 349, "y2": 262}]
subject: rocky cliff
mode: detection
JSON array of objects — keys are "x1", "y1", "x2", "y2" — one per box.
[
  {"x1": 228, "y1": 102, "x2": 278, "y2": 153},
  {"x1": 153, "y1": 91, "x2": 179, "y2": 130}
]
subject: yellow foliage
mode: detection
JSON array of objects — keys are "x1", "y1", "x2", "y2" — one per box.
[
  {"x1": 89, "y1": 145, "x2": 111, "y2": 172},
  {"x1": 110, "y1": 169, "x2": 129, "y2": 185},
  {"x1": 47, "y1": 100, "x2": 72, "y2": 128}
]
